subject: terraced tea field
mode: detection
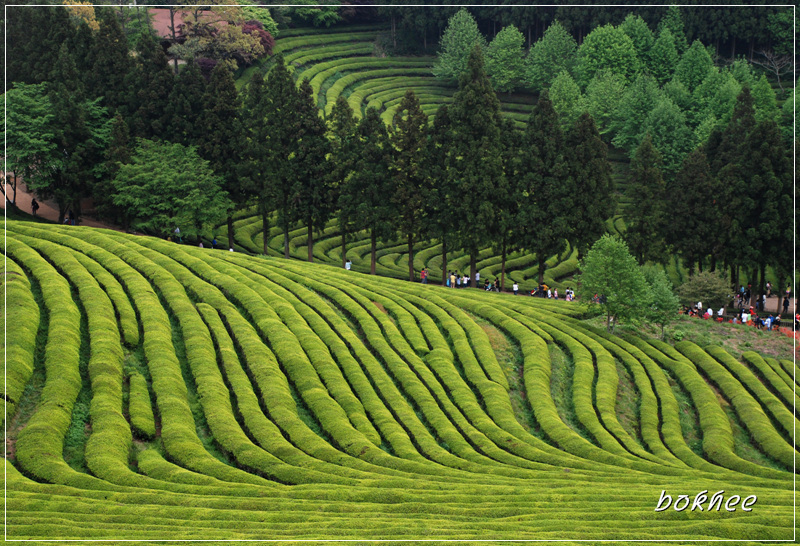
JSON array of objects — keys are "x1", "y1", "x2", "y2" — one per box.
[{"x1": 3, "y1": 220, "x2": 794, "y2": 541}]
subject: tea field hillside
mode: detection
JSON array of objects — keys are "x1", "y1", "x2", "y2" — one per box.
[{"x1": 2, "y1": 220, "x2": 795, "y2": 541}]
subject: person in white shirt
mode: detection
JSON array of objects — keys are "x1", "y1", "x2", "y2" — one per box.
[
  {"x1": 717, "y1": 307, "x2": 724, "y2": 320},
  {"x1": 512, "y1": 282, "x2": 519, "y2": 295},
  {"x1": 345, "y1": 259, "x2": 352, "y2": 270}
]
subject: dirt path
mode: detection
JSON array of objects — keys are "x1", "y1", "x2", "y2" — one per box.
[{"x1": 3, "y1": 178, "x2": 123, "y2": 231}]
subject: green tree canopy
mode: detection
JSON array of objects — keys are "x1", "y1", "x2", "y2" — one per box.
[
  {"x1": 577, "y1": 234, "x2": 651, "y2": 332},
  {"x1": 575, "y1": 23, "x2": 641, "y2": 86},
  {"x1": 549, "y1": 69, "x2": 584, "y2": 131},
  {"x1": 620, "y1": 14, "x2": 654, "y2": 65},
  {"x1": 433, "y1": 8, "x2": 486, "y2": 83},
  {"x1": 751, "y1": 74, "x2": 780, "y2": 123},
  {"x1": 624, "y1": 134, "x2": 667, "y2": 264},
  {"x1": 643, "y1": 97, "x2": 693, "y2": 175},
  {"x1": 676, "y1": 271, "x2": 731, "y2": 310},
  {"x1": 647, "y1": 28, "x2": 678, "y2": 86},
  {"x1": 611, "y1": 73, "x2": 661, "y2": 152},
  {"x1": 485, "y1": 24, "x2": 526, "y2": 93},
  {"x1": 643, "y1": 266, "x2": 680, "y2": 339},
  {"x1": 674, "y1": 40, "x2": 714, "y2": 93},
  {"x1": 525, "y1": 20, "x2": 577, "y2": 92},
  {"x1": 584, "y1": 69, "x2": 626, "y2": 135},
  {"x1": 111, "y1": 139, "x2": 230, "y2": 238},
  {"x1": 657, "y1": 5, "x2": 688, "y2": 55}
]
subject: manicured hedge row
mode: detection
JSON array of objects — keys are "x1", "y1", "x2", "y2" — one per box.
[
  {"x1": 741, "y1": 351, "x2": 799, "y2": 411},
  {"x1": 705, "y1": 346, "x2": 797, "y2": 442},
  {"x1": 675, "y1": 343, "x2": 794, "y2": 469},
  {"x1": 128, "y1": 370, "x2": 156, "y2": 440},
  {"x1": 323, "y1": 68, "x2": 434, "y2": 116},
  {"x1": 273, "y1": 31, "x2": 380, "y2": 55},
  {"x1": 1, "y1": 253, "x2": 39, "y2": 423},
  {"x1": 287, "y1": 44, "x2": 373, "y2": 66},
  {"x1": 305, "y1": 57, "x2": 432, "y2": 100}
]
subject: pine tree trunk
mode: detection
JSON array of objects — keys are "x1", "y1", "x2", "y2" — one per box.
[
  {"x1": 268, "y1": 211, "x2": 269, "y2": 256},
  {"x1": 341, "y1": 229, "x2": 347, "y2": 269},
  {"x1": 283, "y1": 223, "x2": 290, "y2": 259},
  {"x1": 370, "y1": 230, "x2": 377, "y2": 275},
  {"x1": 758, "y1": 262, "x2": 766, "y2": 305},
  {"x1": 730, "y1": 38, "x2": 736, "y2": 61},
  {"x1": 538, "y1": 256, "x2": 546, "y2": 285},
  {"x1": 500, "y1": 242, "x2": 507, "y2": 292},
  {"x1": 408, "y1": 233, "x2": 414, "y2": 282},
  {"x1": 307, "y1": 217, "x2": 314, "y2": 262},
  {"x1": 441, "y1": 239, "x2": 448, "y2": 286},
  {"x1": 391, "y1": 16, "x2": 396, "y2": 49},
  {"x1": 776, "y1": 274, "x2": 784, "y2": 314},
  {"x1": 469, "y1": 251, "x2": 477, "y2": 288},
  {"x1": 227, "y1": 215, "x2": 234, "y2": 251}
]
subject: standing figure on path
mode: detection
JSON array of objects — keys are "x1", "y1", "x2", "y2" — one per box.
[
  {"x1": 31, "y1": 199, "x2": 39, "y2": 216},
  {"x1": 212, "y1": 237, "x2": 218, "y2": 249},
  {"x1": 345, "y1": 259, "x2": 352, "y2": 271},
  {"x1": 783, "y1": 296, "x2": 789, "y2": 315},
  {"x1": 512, "y1": 282, "x2": 518, "y2": 295},
  {"x1": 421, "y1": 267, "x2": 428, "y2": 284},
  {"x1": 766, "y1": 281, "x2": 772, "y2": 298}
]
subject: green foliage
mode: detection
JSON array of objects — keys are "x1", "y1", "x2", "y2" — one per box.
[
  {"x1": 575, "y1": 24, "x2": 641, "y2": 87},
  {"x1": 577, "y1": 234, "x2": 651, "y2": 331},
  {"x1": 643, "y1": 97, "x2": 693, "y2": 175},
  {"x1": 620, "y1": 14, "x2": 654, "y2": 65},
  {"x1": 611, "y1": 74, "x2": 661, "y2": 153},
  {"x1": 657, "y1": 5, "x2": 688, "y2": 55},
  {"x1": 584, "y1": 70, "x2": 626, "y2": 135},
  {"x1": 525, "y1": 20, "x2": 577, "y2": 92},
  {"x1": 643, "y1": 267, "x2": 680, "y2": 339},
  {"x1": 548, "y1": 70, "x2": 584, "y2": 131},
  {"x1": 485, "y1": 25, "x2": 526, "y2": 93},
  {"x1": 111, "y1": 140, "x2": 231, "y2": 237},
  {"x1": 647, "y1": 28, "x2": 678, "y2": 86},
  {"x1": 751, "y1": 74, "x2": 780, "y2": 123},
  {"x1": 674, "y1": 40, "x2": 714, "y2": 93},
  {"x1": 282, "y1": 0, "x2": 341, "y2": 28},
  {"x1": 564, "y1": 113, "x2": 614, "y2": 255},
  {"x1": 624, "y1": 135, "x2": 666, "y2": 264},
  {"x1": 676, "y1": 271, "x2": 731, "y2": 309},
  {"x1": 433, "y1": 8, "x2": 486, "y2": 83}
]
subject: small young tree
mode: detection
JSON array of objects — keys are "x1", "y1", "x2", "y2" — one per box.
[
  {"x1": 577, "y1": 234, "x2": 651, "y2": 332},
  {"x1": 643, "y1": 267, "x2": 680, "y2": 339},
  {"x1": 676, "y1": 270, "x2": 731, "y2": 310},
  {"x1": 525, "y1": 20, "x2": 577, "y2": 91}
]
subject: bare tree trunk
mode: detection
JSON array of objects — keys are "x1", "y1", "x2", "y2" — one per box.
[
  {"x1": 776, "y1": 273, "x2": 784, "y2": 314},
  {"x1": 391, "y1": 16, "x2": 396, "y2": 49},
  {"x1": 441, "y1": 239, "x2": 448, "y2": 286},
  {"x1": 370, "y1": 229, "x2": 377, "y2": 275},
  {"x1": 538, "y1": 256, "x2": 546, "y2": 285},
  {"x1": 169, "y1": 7, "x2": 179, "y2": 74},
  {"x1": 469, "y1": 251, "x2": 477, "y2": 288},
  {"x1": 268, "y1": 211, "x2": 269, "y2": 256},
  {"x1": 500, "y1": 241, "x2": 507, "y2": 292},
  {"x1": 283, "y1": 223, "x2": 290, "y2": 259},
  {"x1": 227, "y1": 215, "x2": 234, "y2": 251},
  {"x1": 407, "y1": 233, "x2": 414, "y2": 282},
  {"x1": 307, "y1": 217, "x2": 313, "y2": 262},
  {"x1": 730, "y1": 38, "x2": 736, "y2": 60},
  {"x1": 341, "y1": 228, "x2": 347, "y2": 268}
]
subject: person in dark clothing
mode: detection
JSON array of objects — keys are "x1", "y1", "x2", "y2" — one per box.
[{"x1": 31, "y1": 199, "x2": 39, "y2": 216}]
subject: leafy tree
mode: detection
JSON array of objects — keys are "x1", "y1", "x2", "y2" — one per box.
[
  {"x1": 727, "y1": 59, "x2": 755, "y2": 89},
  {"x1": 111, "y1": 140, "x2": 230, "y2": 238},
  {"x1": 327, "y1": 96, "x2": 358, "y2": 267},
  {"x1": 657, "y1": 5, "x2": 688, "y2": 55},
  {"x1": 6, "y1": 6, "x2": 75, "y2": 87},
  {"x1": 689, "y1": 67, "x2": 726, "y2": 126},
  {"x1": 751, "y1": 74, "x2": 780, "y2": 123},
  {"x1": 624, "y1": 134, "x2": 667, "y2": 264},
  {"x1": 525, "y1": 20, "x2": 577, "y2": 92},
  {"x1": 389, "y1": 91, "x2": 428, "y2": 281},
  {"x1": 340, "y1": 108, "x2": 393, "y2": 275},
  {"x1": 620, "y1": 14, "x2": 654, "y2": 65},
  {"x1": 283, "y1": 1, "x2": 341, "y2": 28},
  {"x1": 95, "y1": 113, "x2": 132, "y2": 220},
  {"x1": 611, "y1": 73, "x2": 661, "y2": 152},
  {"x1": 779, "y1": 88, "x2": 795, "y2": 144},
  {"x1": 3, "y1": 83, "x2": 59, "y2": 208},
  {"x1": 549, "y1": 70, "x2": 584, "y2": 131},
  {"x1": 197, "y1": 63, "x2": 244, "y2": 248},
  {"x1": 643, "y1": 97, "x2": 693, "y2": 175},
  {"x1": 291, "y1": 79, "x2": 332, "y2": 262},
  {"x1": 584, "y1": 69, "x2": 626, "y2": 135},
  {"x1": 676, "y1": 271, "x2": 731, "y2": 310},
  {"x1": 643, "y1": 267, "x2": 680, "y2": 339},
  {"x1": 433, "y1": 8, "x2": 486, "y2": 84},
  {"x1": 565, "y1": 113, "x2": 614, "y2": 256},
  {"x1": 673, "y1": 40, "x2": 714, "y2": 93},
  {"x1": 485, "y1": 25, "x2": 525, "y2": 93},
  {"x1": 692, "y1": 114, "x2": 718, "y2": 149},
  {"x1": 707, "y1": 73, "x2": 741, "y2": 124},
  {"x1": 662, "y1": 78, "x2": 691, "y2": 113},
  {"x1": 517, "y1": 90, "x2": 571, "y2": 285},
  {"x1": 241, "y1": 20, "x2": 275, "y2": 56},
  {"x1": 577, "y1": 234, "x2": 651, "y2": 332},
  {"x1": 170, "y1": 24, "x2": 265, "y2": 71},
  {"x1": 575, "y1": 24, "x2": 641, "y2": 87},
  {"x1": 447, "y1": 45, "x2": 506, "y2": 286},
  {"x1": 647, "y1": 28, "x2": 678, "y2": 86}
]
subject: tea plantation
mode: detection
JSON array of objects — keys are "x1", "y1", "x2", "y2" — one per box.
[{"x1": 3, "y1": 219, "x2": 795, "y2": 541}]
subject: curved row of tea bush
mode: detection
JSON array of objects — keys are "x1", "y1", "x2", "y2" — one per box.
[{"x1": 4, "y1": 220, "x2": 793, "y2": 542}]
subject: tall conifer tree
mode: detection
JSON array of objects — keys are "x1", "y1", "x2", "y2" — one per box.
[
  {"x1": 328, "y1": 96, "x2": 358, "y2": 268},
  {"x1": 447, "y1": 45, "x2": 506, "y2": 286},
  {"x1": 624, "y1": 134, "x2": 667, "y2": 264}
]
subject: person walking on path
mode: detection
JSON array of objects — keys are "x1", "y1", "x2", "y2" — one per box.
[
  {"x1": 513, "y1": 282, "x2": 518, "y2": 295},
  {"x1": 421, "y1": 267, "x2": 428, "y2": 284},
  {"x1": 31, "y1": 198, "x2": 39, "y2": 216}
]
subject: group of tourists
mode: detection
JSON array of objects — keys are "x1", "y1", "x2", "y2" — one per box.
[{"x1": 683, "y1": 300, "x2": 790, "y2": 332}]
